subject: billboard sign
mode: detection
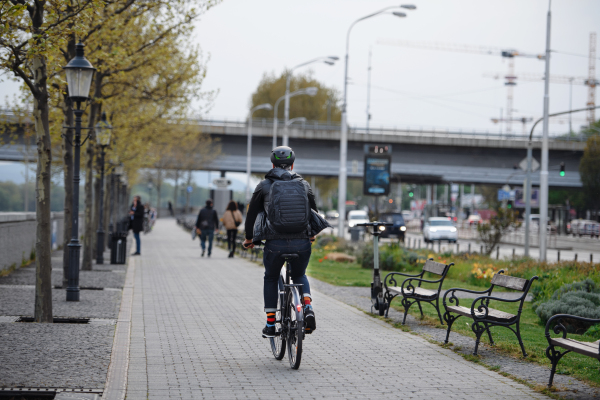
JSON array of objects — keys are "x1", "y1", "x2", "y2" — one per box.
[
  {"x1": 363, "y1": 155, "x2": 390, "y2": 195},
  {"x1": 514, "y1": 188, "x2": 539, "y2": 208}
]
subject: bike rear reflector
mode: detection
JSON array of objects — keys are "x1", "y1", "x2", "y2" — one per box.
[{"x1": 297, "y1": 304, "x2": 302, "y2": 312}]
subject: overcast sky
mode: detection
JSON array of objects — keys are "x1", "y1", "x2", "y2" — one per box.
[{"x1": 191, "y1": 0, "x2": 599, "y2": 135}]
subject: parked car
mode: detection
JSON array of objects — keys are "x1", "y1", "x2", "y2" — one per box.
[
  {"x1": 467, "y1": 214, "x2": 482, "y2": 226},
  {"x1": 325, "y1": 210, "x2": 339, "y2": 220},
  {"x1": 423, "y1": 217, "x2": 458, "y2": 243},
  {"x1": 379, "y1": 212, "x2": 407, "y2": 242},
  {"x1": 402, "y1": 210, "x2": 413, "y2": 221},
  {"x1": 571, "y1": 219, "x2": 600, "y2": 238},
  {"x1": 347, "y1": 210, "x2": 369, "y2": 231}
]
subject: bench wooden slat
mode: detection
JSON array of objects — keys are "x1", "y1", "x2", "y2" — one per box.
[
  {"x1": 491, "y1": 274, "x2": 527, "y2": 291},
  {"x1": 388, "y1": 286, "x2": 437, "y2": 298},
  {"x1": 423, "y1": 260, "x2": 446, "y2": 275},
  {"x1": 550, "y1": 338, "x2": 600, "y2": 359},
  {"x1": 446, "y1": 305, "x2": 516, "y2": 322}
]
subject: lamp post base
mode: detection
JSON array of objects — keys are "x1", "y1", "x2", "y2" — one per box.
[
  {"x1": 96, "y1": 230, "x2": 105, "y2": 264},
  {"x1": 67, "y1": 240, "x2": 81, "y2": 302}
]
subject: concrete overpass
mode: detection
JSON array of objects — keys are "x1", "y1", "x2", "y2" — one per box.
[{"x1": 1, "y1": 116, "x2": 587, "y2": 187}]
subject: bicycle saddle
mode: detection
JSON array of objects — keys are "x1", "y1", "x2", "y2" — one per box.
[{"x1": 282, "y1": 254, "x2": 299, "y2": 259}]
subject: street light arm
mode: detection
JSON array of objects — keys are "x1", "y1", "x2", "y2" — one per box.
[
  {"x1": 528, "y1": 105, "x2": 600, "y2": 143},
  {"x1": 346, "y1": 6, "x2": 400, "y2": 55}
]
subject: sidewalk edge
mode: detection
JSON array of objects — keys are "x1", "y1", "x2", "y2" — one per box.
[{"x1": 102, "y1": 256, "x2": 136, "y2": 400}]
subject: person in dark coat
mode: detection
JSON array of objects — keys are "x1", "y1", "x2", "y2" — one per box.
[
  {"x1": 130, "y1": 196, "x2": 144, "y2": 255},
  {"x1": 195, "y1": 199, "x2": 219, "y2": 257}
]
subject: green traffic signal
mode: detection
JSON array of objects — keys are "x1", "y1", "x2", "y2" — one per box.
[
  {"x1": 560, "y1": 162, "x2": 565, "y2": 177},
  {"x1": 408, "y1": 192, "x2": 414, "y2": 198},
  {"x1": 560, "y1": 171, "x2": 565, "y2": 177}
]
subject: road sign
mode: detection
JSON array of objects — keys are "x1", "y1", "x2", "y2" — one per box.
[
  {"x1": 187, "y1": 186, "x2": 193, "y2": 193},
  {"x1": 518, "y1": 157, "x2": 540, "y2": 172},
  {"x1": 497, "y1": 189, "x2": 510, "y2": 201},
  {"x1": 502, "y1": 184, "x2": 511, "y2": 192},
  {"x1": 212, "y1": 178, "x2": 231, "y2": 188}
]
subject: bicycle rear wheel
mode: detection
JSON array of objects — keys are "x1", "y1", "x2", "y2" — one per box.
[
  {"x1": 286, "y1": 288, "x2": 303, "y2": 369},
  {"x1": 270, "y1": 277, "x2": 285, "y2": 360}
]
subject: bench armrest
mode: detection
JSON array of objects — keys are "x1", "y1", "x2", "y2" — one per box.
[
  {"x1": 545, "y1": 314, "x2": 600, "y2": 342},
  {"x1": 384, "y1": 271, "x2": 423, "y2": 290},
  {"x1": 470, "y1": 295, "x2": 522, "y2": 320},
  {"x1": 442, "y1": 287, "x2": 492, "y2": 308},
  {"x1": 401, "y1": 276, "x2": 443, "y2": 295}
]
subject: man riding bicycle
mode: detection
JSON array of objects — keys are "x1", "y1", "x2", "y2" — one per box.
[{"x1": 243, "y1": 146, "x2": 318, "y2": 338}]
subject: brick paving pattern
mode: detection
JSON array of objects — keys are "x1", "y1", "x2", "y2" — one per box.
[{"x1": 126, "y1": 220, "x2": 548, "y2": 399}]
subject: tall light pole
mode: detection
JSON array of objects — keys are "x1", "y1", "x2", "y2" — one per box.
[
  {"x1": 286, "y1": 117, "x2": 307, "y2": 129},
  {"x1": 95, "y1": 112, "x2": 112, "y2": 265},
  {"x1": 337, "y1": 5, "x2": 416, "y2": 237},
  {"x1": 246, "y1": 103, "x2": 273, "y2": 202},
  {"x1": 63, "y1": 42, "x2": 96, "y2": 301},
  {"x1": 283, "y1": 56, "x2": 338, "y2": 147},
  {"x1": 273, "y1": 87, "x2": 318, "y2": 149},
  {"x1": 539, "y1": 1, "x2": 552, "y2": 261},
  {"x1": 366, "y1": 46, "x2": 372, "y2": 134}
]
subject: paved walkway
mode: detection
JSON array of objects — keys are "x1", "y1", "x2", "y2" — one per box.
[{"x1": 125, "y1": 220, "x2": 547, "y2": 399}]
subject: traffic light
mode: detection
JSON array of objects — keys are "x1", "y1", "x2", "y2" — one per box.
[
  {"x1": 408, "y1": 191, "x2": 414, "y2": 198},
  {"x1": 560, "y1": 162, "x2": 565, "y2": 177}
]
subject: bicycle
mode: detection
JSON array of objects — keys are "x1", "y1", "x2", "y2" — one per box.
[
  {"x1": 357, "y1": 222, "x2": 393, "y2": 316},
  {"x1": 268, "y1": 253, "x2": 305, "y2": 369}
]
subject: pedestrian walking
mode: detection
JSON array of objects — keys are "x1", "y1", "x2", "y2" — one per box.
[
  {"x1": 129, "y1": 196, "x2": 144, "y2": 255},
  {"x1": 195, "y1": 199, "x2": 219, "y2": 257},
  {"x1": 222, "y1": 200, "x2": 243, "y2": 258},
  {"x1": 168, "y1": 201, "x2": 174, "y2": 216}
]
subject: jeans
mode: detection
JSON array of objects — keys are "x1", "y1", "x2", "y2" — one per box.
[
  {"x1": 133, "y1": 232, "x2": 141, "y2": 253},
  {"x1": 200, "y1": 230, "x2": 214, "y2": 254},
  {"x1": 226, "y1": 229, "x2": 237, "y2": 252},
  {"x1": 263, "y1": 239, "x2": 312, "y2": 312}
]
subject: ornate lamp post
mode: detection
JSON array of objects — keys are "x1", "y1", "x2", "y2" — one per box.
[
  {"x1": 63, "y1": 42, "x2": 96, "y2": 301},
  {"x1": 95, "y1": 112, "x2": 112, "y2": 264}
]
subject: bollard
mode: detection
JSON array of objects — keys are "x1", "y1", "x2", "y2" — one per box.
[
  {"x1": 418, "y1": 239, "x2": 421, "y2": 248},
  {"x1": 457, "y1": 243, "x2": 460, "y2": 253},
  {"x1": 557, "y1": 250, "x2": 560, "y2": 261},
  {"x1": 496, "y1": 247, "x2": 499, "y2": 260},
  {"x1": 575, "y1": 253, "x2": 578, "y2": 262},
  {"x1": 512, "y1": 248, "x2": 515, "y2": 259},
  {"x1": 480, "y1": 245, "x2": 483, "y2": 254},
  {"x1": 468, "y1": 243, "x2": 471, "y2": 254},
  {"x1": 591, "y1": 254, "x2": 594, "y2": 263},
  {"x1": 438, "y1": 241, "x2": 441, "y2": 253}
]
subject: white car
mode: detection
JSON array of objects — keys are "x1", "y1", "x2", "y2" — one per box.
[
  {"x1": 423, "y1": 217, "x2": 458, "y2": 243},
  {"x1": 347, "y1": 210, "x2": 369, "y2": 230}
]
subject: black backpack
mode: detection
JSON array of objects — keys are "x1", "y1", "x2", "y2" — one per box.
[{"x1": 267, "y1": 178, "x2": 310, "y2": 233}]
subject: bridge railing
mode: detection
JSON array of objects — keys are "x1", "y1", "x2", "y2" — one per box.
[{"x1": 193, "y1": 117, "x2": 585, "y2": 143}]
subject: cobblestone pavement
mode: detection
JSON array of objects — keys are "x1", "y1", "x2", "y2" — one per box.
[
  {"x1": 126, "y1": 220, "x2": 548, "y2": 399},
  {"x1": 0, "y1": 248, "x2": 123, "y2": 390}
]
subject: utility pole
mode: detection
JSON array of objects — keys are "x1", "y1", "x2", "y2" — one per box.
[
  {"x1": 539, "y1": 0, "x2": 552, "y2": 261},
  {"x1": 366, "y1": 47, "x2": 372, "y2": 134}
]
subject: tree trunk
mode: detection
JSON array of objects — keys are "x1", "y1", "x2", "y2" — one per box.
[
  {"x1": 61, "y1": 96, "x2": 74, "y2": 287},
  {"x1": 82, "y1": 75, "x2": 102, "y2": 271},
  {"x1": 92, "y1": 146, "x2": 102, "y2": 259},
  {"x1": 173, "y1": 170, "x2": 179, "y2": 214},
  {"x1": 156, "y1": 168, "x2": 162, "y2": 218},
  {"x1": 31, "y1": 53, "x2": 53, "y2": 323},
  {"x1": 103, "y1": 175, "x2": 110, "y2": 250}
]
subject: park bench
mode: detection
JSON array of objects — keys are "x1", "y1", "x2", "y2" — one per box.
[
  {"x1": 443, "y1": 271, "x2": 538, "y2": 356},
  {"x1": 383, "y1": 259, "x2": 453, "y2": 325},
  {"x1": 545, "y1": 314, "x2": 600, "y2": 387}
]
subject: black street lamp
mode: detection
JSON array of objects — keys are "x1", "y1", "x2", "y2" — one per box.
[
  {"x1": 95, "y1": 112, "x2": 112, "y2": 264},
  {"x1": 64, "y1": 42, "x2": 96, "y2": 302}
]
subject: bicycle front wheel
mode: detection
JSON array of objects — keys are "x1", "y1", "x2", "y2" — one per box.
[
  {"x1": 270, "y1": 279, "x2": 286, "y2": 360},
  {"x1": 286, "y1": 288, "x2": 303, "y2": 369}
]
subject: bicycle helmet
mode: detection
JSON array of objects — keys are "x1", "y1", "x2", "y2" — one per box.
[{"x1": 270, "y1": 146, "x2": 295, "y2": 166}]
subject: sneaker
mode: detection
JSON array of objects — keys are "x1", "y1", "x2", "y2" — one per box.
[
  {"x1": 262, "y1": 325, "x2": 276, "y2": 338},
  {"x1": 131, "y1": 252, "x2": 140, "y2": 256},
  {"x1": 201, "y1": 250, "x2": 205, "y2": 257},
  {"x1": 207, "y1": 253, "x2": 211, "y2": 258},
  {"x1": 304, "y1": 306, "x2": 316, "y2": 333}
]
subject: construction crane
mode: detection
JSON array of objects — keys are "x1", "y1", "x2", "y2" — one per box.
[{"x1": 377, "y1": 39, "x2": 545, "y2": 133}]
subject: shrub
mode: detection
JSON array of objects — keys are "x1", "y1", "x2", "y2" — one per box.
[{"x1": 535, "y1": 279, "x2": 600, "y2": 334}]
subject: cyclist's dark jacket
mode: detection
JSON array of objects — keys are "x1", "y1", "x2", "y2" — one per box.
[{"x1": 245, "y1": 168, "x2": 318, "y2": 241}]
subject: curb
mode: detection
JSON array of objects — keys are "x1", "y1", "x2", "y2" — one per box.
[{"x1": 102, "y1": 257, "x2": 136, "y2": 400}]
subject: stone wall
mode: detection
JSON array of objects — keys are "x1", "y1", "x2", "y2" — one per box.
[{"x1": 0, "y1": 212, "x2": 82, "y2": 273}]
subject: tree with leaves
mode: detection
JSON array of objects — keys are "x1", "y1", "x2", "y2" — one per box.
[
  {"x1": 477, "y1": 207, "x2": 521, "y2": 255},
  {"x1": 0, "y1": 0, "x2": 102, "y2": 322},
  {"x1": 250, "y1": 70, "x2": 341, "y2": 122}
]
